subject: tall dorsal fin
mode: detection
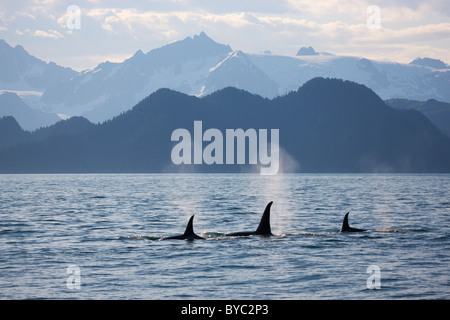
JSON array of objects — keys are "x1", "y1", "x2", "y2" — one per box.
[
  {"x1": 255, "y1": 201, "x2": 273, "y2": 235},
  {"x1": 183, "y1": 215, "x2": 196, "y2": 236},
  {"x1": 341, "y1": 212, "x2": 351, "y2": 231},
  {"x1": 340, "y1": 212, "x2": 366, "y2": 232},
  {"x1": 161, "y1": 215, "x2": 204, "y2": 240}
]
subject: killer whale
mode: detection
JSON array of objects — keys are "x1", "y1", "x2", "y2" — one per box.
[
  {"x1": 225, "y1": 201, "x2": 273, "y2": 237},
  {"x1": 340, "y1": 212, "x2": 366, "y2": 233},
  {"x1": 161, "y1": 215, "x2": 205, "y2": 240}
]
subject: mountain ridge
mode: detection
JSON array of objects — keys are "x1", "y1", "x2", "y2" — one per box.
[
  {"x1": 0, "y1": 39, "x2": 77, "y2": 91},
  {"x1": 1, "y1": 77, "x2": 449, "y2": 173},
  {"x1": 385, "y1": 98, "x2": 450, "y2": 137},
  {"x1": 1, "y1": 33, "x2": 449, "y2": 132}
]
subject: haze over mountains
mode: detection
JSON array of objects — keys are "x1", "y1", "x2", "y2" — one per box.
[
  {"x1": 0, "y1": 32, "x2": 449, "y2": 131},
  {"x1": 1, "y1": 78, "x2": 450, "y2": 173},
  {"x1": 1, "y1": 32, "x2": 449, "y2": 173}
]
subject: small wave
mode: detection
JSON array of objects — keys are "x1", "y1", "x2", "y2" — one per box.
[
  {"x1": 439, "y1": 201, "x2": 450, "y2": 208},
  {"x1": 112, "y1": 228, "x2": 415, "y2": 242},
  {"x1": 431, "y1": 234, "x2": 450, "y2": 241},
  {"x1": 281, "y1": 232, "x2": 326, "y2": 237},
  {"x1": 90, "y1": 195, "x2": 107, "y2": 199},
  {"x1": 116, "y1": 235, "x2": 163, "y2": 241},
  {"x1": 201, "y1": 232, "x2": 226, "y2": 239},
  {"x1": 372, "y1": 228, "x2": 413, "y2": 233}
]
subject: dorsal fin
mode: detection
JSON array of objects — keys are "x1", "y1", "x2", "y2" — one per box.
[
  {"x1": 161, "y1": 215, "x2": 204, "y2": 240},
  {"x1": 341, "y1": 212, "x2": 351, "y2": 231},
  {"x1": 183, "y1": 215, "x2": 196, "y2": 236},
  {"x1": 340, "y1": 212, "x2": 366, "y2": 232},
  {"x1": 255, "y1": 201, "x2": 273, "y2": 235}
]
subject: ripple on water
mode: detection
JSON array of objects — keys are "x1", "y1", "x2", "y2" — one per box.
[{"x1": 0, "y1": 173, "x2": 448, "y2": 299}]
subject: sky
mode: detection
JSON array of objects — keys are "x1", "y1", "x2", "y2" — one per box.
[{"x1": 0, "y1": 0, "x2": 449, "y2": 71}]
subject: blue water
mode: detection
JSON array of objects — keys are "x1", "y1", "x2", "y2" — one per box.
[{"x1": 0, "y1": 174, "x2": 448, "y2": 299}]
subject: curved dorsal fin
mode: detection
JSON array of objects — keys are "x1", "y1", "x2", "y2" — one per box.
[
  {"x1": 255, "y1": 201, "x2": 273, "y2": 235},
  {"x1": 183, "y1": 215, "x2": 195, "y2": 236},
  {"x1": 340, "y1": 212, "x2": 366, "y2": 232},
  {"x1": 341, "y1": 212, "x2": 351, "y2": 231}
]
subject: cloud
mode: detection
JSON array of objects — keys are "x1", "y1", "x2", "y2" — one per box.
[
  {"x1": 79, "y1": 6, "x2": 450, "y2": 43},
  {"x1": 83, "y1": 8, "x2": 261, "y2": 35},
  {"x1": 1, "y1": 1, "x2": 449, "y2": 69},
  {"x1": 15, "y1": 11, "x2": 36, "y2": 20},
  {"x1": 285, "y1": 0, "x2": 367, "y2": 16},
  {"x1": 17, "y1": 28, "x2": 64, "y2": 39},
  {"x1": 34, "y1": 29, "x2": 64, "y2": 39},
  {"x1": 283, "y1": 0, "x2": 450, "y2": 28}
]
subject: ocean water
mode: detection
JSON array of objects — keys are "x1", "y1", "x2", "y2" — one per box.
[{"x1": 0, "y1": 173, "x2": 448, "y2": 300}]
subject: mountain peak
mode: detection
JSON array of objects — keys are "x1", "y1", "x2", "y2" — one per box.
[
  {"x1": 409, "y1": 57, "x2": 448, "y2": 69},
  {"x1": 14, "y1": 44, "x2": 26, "y2": 52},
  {"x1": 204, "y1": 49, "x2": 278, "y2": 98},
  {"x1": 226, "y1": 50, "x2": 249, "y2": 62},
  {"x1": 189, "y1": 31, "x2": 232, "y2": 52},
  {"x1": 0, "y1": 39, "x2": 28, "y2": 55},
  {"x1": 127, "y1": 49, "x2": 145, "y2": 62},
  {"x1": 296, "y1": 46, "x2": 319, "y2": 56},
  {"x1": 145, "y1": 32, "x2": 232, "y2": 66},
  {"x1": 133, "y1": 49, "x2": 144, "y2": 56},
  {"x1": 196, "y1": 31, "x2": 208, "y2": 39},
  {"x1": 0, "y1": 115, "x2": 30, "y2": 150},
  {"x1": 296, "y1": 77, "x2": 385, "y2": 110},
  {"x1": 0, "y1": 91, "x2": 27, "y2": 105},
  {"x1": 0, "y1": 115, "x2": 21, "y2": 129}
]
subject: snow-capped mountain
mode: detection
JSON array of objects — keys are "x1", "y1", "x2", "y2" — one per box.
[
  {"x1": 0, "y1": 39, "x2": 78, "y2": 130},
  {"x1": 248, "y1": 53, "x2": 450, "y2": 103},
  {"x1": 1, "y1": 32, "x2": 449, "y2": 126},
  {"x1": 409, "y1": 57, "x2": 449, "y2": 69},
  {"x1": 203, "y1": 50, "x2": 278, "y2": 98},
  {"x1": 0, "y1": 39, "x2": 77, "y2": 92},
  {"x1": 41, "y1": 31, "x2": 234, "y2": 122}
]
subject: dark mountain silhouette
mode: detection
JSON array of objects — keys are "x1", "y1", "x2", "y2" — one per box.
[
  {"x1": 31, "y1": 116, "x2": 94, "y2": 140},
  {"x1": 267, "y1": 78, "x2": 450, "y2": 172},
  {"x1": 0, "y1": 116, "x2": 30, "y2": 150},
  {"x1": 1, "y1": 77, "x2": 449, "y2": 173},
  {"x1": 0, "y1": 116, "x2": 93, "y2": 150},
  {"x1": 386, "y1": 98, "x2": 450, "y2": 137}
]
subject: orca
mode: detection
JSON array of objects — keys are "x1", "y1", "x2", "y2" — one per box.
[
  {"x1": 161, "y1": 215, "x2": 205, "y2": 240},
  {"x1": 225, "y1": 201, "x2": 273, "y2": 237},
  {"x1": 340, "y1": 212, "x2": 366, "y2": 232}
]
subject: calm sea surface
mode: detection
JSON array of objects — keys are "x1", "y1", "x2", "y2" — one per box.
[{"x1": 0, "y1": 173, "x2": 448, "y2": 299}]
